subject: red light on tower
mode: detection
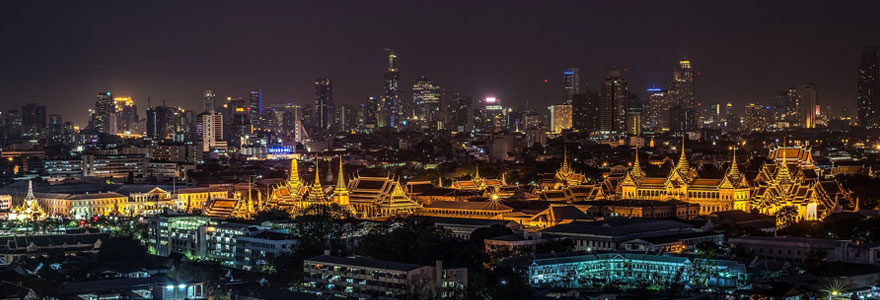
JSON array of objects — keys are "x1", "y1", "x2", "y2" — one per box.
[{"x1": 543, "y1": 79, "x2": 548, "y2": 84}]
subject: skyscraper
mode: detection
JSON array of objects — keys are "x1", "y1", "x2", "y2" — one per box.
[
  {"x1": 200, "y1": 112, "x2": 224, "y2": 152},
  {"x1": 645, "y1": 88, "x2": 671, "y2": 131},
  {"x1": 572, "y1": 91, "x2": 600, "y2": 133},
  {"x1": 449, "y1": 93, "x2": 473, "y2": 133},
  {"x1": 670, "y1": 59, "x2": 697, "y2": 131},
  {"x1": 800, "y1": 83, "x2": 818, "y2": 128},
  {"x1": 113, "y1": 97, "x2": 138, "y2": 134},
  {"x1": 92, "y1": 92, "x2": 114, "y2": 134},
  {"x1": 549, "y1": 104, "x2": 572, "y2": 134},
  {"x1": 21, "y1": 103, "x2": 46, "y2": 137},
  {"x1": 249, "y1": 89, "x2": 263, "y2": 127},
  {"x1": 363, "y1": 96, "x2": 380, "y2": 130},
  {"x1": 412, "y1": 75, "x2": 442, "y2": 130},
  {"x1": 314, "y1": 78, "x2": 334, "y2": 132},
  {"x1": 383, "y1": 49, "x2": 400, "y2": 128},
  {"x1": 204, "y1": 89, "x2": 216, "y2": 113},
  {"x1": 625, "y1": 93, "x2": 643, "y2": 136},
  {"x1": 562, "y1": 67, "x2": 580, "y2": 104},
  {"x1": 599, "y1": 68, "x2": 628, "y2": 133},
  {"x1": 858, "y1": 45, "x2": 879, "y2": 128}
]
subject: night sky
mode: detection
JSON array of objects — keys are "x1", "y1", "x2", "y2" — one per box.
[{"x1": 3, "y1": 1, "x2": 880, "y2": 126}]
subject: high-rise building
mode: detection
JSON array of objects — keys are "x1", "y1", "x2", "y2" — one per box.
[
  {"x1": 449, "y1": 93, "x2": 473, "y2": 133},
  {"x1": 800, "y1": 83, "x2": 818, "y2": 128},
  {"x1": 572, "y1": 91, "x2": 600, "y2": 133},
  {"x1": 336, "y1": 104, "x2": 358, "y2": 133},
  {"x1": 549, "y1": 104, "x2": 572, "y2": 134},
  {"x1": 48, "y1": 114, "x2": 63, "y2": 139},
  {"x1": 200, "y1": 113, "x2": 224, "y2": 152},
  {"x1": 743, "y1": 103, "x2": 772, "y2": 131},
  {"x1": 92, "y1": 92, "x2": 114, "y2": 134},
  {"x1": 4, "y1": 110, "x2": 22, "y2": 139},
  {"x1": 645, "y1": 88, "x2": 672, "y2": 131},
  {"x1": 670, "y1": 59, "x2": 697, "y2": 131},
  {"x1": 562, "y1": 67, "x2": 580, "y2": 104},
  {"x1": 363, "y1": 96, "x2": 380, "y2": 130},
  {"x1": 858, "y1": 45, "x2": 880, "y2": 128},
  {"x1": 599, "y1": 68, "x2": 628, "y2": 133},
  {"x1": 383, "y1": 49, "x2": 400, "y2": 128},
  {"x1": 249, "y1": 89, "x2": 262, "y2": 127},
  {"x1": 412, "y1": 75, "x2": 443, "y2": 130},
  {"x1": 113, "y1": 97, "x2": 138, "y2": 134},
  {"x1": 625, "y1": 93, "x2": 643, "y2": 136},
  {"x1": 314, "y1": 78, "x2": 334, "y2": 132},
  {"x1": 21, "y1": 103, "x2": 46, "y2": 137},
  {"x1": 204, "y1": 89, "x2": 216, "y2": 113}
]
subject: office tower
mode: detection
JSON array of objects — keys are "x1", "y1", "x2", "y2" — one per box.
[
  {"x1": 743, "y1": 103, "x2": 771, "y2": 130},
  {"x1": 771, "y1": 90, "x2": 789, "y2": 124},
  {"x1": 412, "y1": 75, "x2": 442, "y2": 130},
  {"x1": 200, "y1": 113, "x2": 223, "y2": 152},
  {"x1": 92, "y1": 92, "x2": 114, "y2": 133},
  {"x1": 4, "y1": 110, "x2": 22, "y2": 139},
  {"x1": 48, "y1": 114, "x2": 63, "y2": 138},
  {"x1": 858, "y1": 45, "x2": 880, "y2": 128},
  {"x1": 336, "y1": 104, "x2": 358, "y2": 133},
  {"x1": 562, "y1": 67, "x2": 580, "y2": 104},
  {"x1": 449, "y1": 93, "x2": 473, "y2": 133},
  {"x1": 314, "y1": 78, "x2": 334, "y2": 132},
  {"x1": 363, "y1": 96, "x2": 380, "y2": 130},
  {"x1": 670, "y1": 59, "x2": 697, "y2": 131},
  {"x1": 383, "y1": 49, "x2": 400, "y2": 128},
  {"x1": 478, "y1": 97, "x2": 506, "y2": 132},
  {"x1": 800, "y1": 83, "x2": 818, "y2": 128},
  {"x1": 113, "y1": 97, "x2": 138, "y2": 134},
  {"x1": 549, "y1": 104, "x2": 572, "y2": 134},
  {"x1": 249, "y1": 89, "x2": 262, "y2": 127},
  {"x1": 204, "y1": 89, "x2": 216, "y2": 112},
  {"x1": 625, "y1": 93, "x2": 643, "y2": 136},
  {"x1": 146, "y1": 105, "x2": 170, "y2": 139},
  {"x1": 21, "y1": 103, "x2": 46, "y2": 137},
  {"x1": 599, "y1": 68, "x2": 628, "y2": 133},
  {"x1": 572, "y1": 91, "x2": 600, "y2": 133},
  {"x1": 645, "y1": 88, "x2": 671, "y2": 131}
]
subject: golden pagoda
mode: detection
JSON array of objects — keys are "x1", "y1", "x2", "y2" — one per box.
[
  {"x1": 331, "y1": 156, "x2": 350, "y2": 207},
  {"x1": 10, "y1": 180, "x2": 46, "y2": 221},
  {"x1": 267, "y1": 158, "x2": 309, "y2": 211}
]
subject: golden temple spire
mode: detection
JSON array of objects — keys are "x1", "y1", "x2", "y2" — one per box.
[
  {"x1": 289, "y1": 158, "x2": 300, "y2": 184},
  {"x1": 676, "y1": 135, "x2": 690, "y2": 171},
  {"x1": 335, "y1": 156, "x2": 346, "y2": 190},
  {"x1": 314, "y1": 158, "x2": 321, "y2": 186},
  {"x1": 631, "y1": 146, "x2": 644, "y2": 178},
  {"x1": 474, "y1": 163, "x2": 480, "y2": 180},
  {"x1": 777, "y1": 148, "x2": 791, "y2": 182}
]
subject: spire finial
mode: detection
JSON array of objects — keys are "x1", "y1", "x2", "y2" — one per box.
[
  {"x1": 475, "y1": 163, "x2": 480, "y2": 180},
  {"x1": 676, "y1": 135, "x2": 690, "y2": 171},
  {"x1": 632, "y1": 146, "x2": 644, "y2": 178},
  {"x1": 335, "y1": 155, "x2": 346, "y2": 189},
  {"x1": 289, "y1": 158, "x2": 300, "y2": 184},
  {"x1": 314, "y1": 158, "x2": 321, "y2": 186}
]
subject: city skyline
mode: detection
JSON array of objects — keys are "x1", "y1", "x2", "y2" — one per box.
[{"x1": 3, "y1": 1, "x2": 880, "y2": 126}]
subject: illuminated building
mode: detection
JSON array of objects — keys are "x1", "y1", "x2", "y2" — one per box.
[
  {"x1": 599, "y1": 68, "x2": 628, "y2": 133},
  {"x1": 743, "y1": 103, "x2": 771, "y2": 130},
  {"x1": 8, "y1": 180, "x2": 45, "y2": 221},
  {"x1": 203, "y1": 89, "x2": 216, "y2": 112},
  {"x1": 304, "y1": 254, "x2": 467, "y2": 299},
  {"x1": 346, "y1": 171, "x2": 421, "y2": 219},
  {"x1": 175, "y1": 187, "x2": 229, "y2": 212},
  {"x1": 148, "y1": 213, "x2": 212, "y2": 257},
  {"x1": 571, "y1": 199, "x2": 700, "y2": 220},
  {"x1": 415, "y1": 198, "x2": 513, "y2": 220},
  {"x1": 113, "y1": 97, "x2": 138, "y2": 134},
  {"x1": 448, "y1": 93, "x2": 473, "y2": 132},
  {"x1": 203, "y1": 197, "x2": 253, "y2": 219},
  {"x1": 82, "y1": 153, "x2": 147, "y2": 178},
  {"x1": 451, "y1": 165, "x2": 505, "y2": 192},
  {"x1": 383, "y1": 49, "x2": 400, "y2": 128},
  {"x1": 551, "y1": 149, "x2": 586, "y2": 188},
  {"x1": 363, "y1": 96, "x2": 380, "y2": 130},
  {"x1": 268, "y1": 159, "x2": 308, "y2": 211},
  {"x1": 670, "y1": 59, "x2": 697, "y2": 131},
  {"x1": 516, "y1": 251, "x2": 746, "y2": 289},
  {"x1": 541, "y1": 218, "x2": 722, "y2": 252},
  {"x1": 750, "y1": 146, "x2": 850, "y2": 223},
  {"x1": 624, "y1": 93, "x2": 642, "y2": 135},
  {"x1": 92, "y1": 92, "x2": 114, "y2": 134},
  {"x1": 313, "y1": 78, "x2": 333, "y2": 132},
  {"x1": 199, "y1": 112, "x2": 224, "y2": 152},
  {"x1": 117, "y1": 186, "x2": 175, "y2": 216},
  {"x1": 549, "y1": 104, "x2": 572, "y2": 134},
  {"x1": 412, "y1": 75, "x2": 443, "y2": 130},
  {"x1": 562, "y1": 67, "x2": 579, "y2": 104},
  {"x1": 645, "y1": 88, "x2": 671, "y2": 131},
  {"x1": 572, "y1": 91, "x2": 600, "y2": 133},
  {"x1": 248, "y1": 89, "x2": 262, "y2": 127},
  {"x1": 858, "y1": 45, "x2": 879, "y2": 128},
  {"x1": 799, "y1": 83, "x2": 817, "y2": 128},
  {"x1": 619, "y1": 140, "x2": 751, "y2": 215}
]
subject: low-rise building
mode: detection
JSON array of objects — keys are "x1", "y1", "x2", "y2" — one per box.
[
  {"x1": 729, "y1": 236, "x2": 880, "y2": 265},
  {"x1": 303, "y1": 254, "x2": 467, "y2": 299},
  {"x1": 541, "y1": 218, "x2": 721, "y2": 252}
]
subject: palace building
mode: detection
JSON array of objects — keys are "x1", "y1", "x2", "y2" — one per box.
[
  {"x1": 267, "y1": 157, "x2": 342, "y2": 215},
  {"x1": 267, "y1": 158, "x2": 310, "y2": 211},
  {"x1": 750, "y1": 146, "x2": 850, "y2": 222},
  {"x1": 619, "y1": 140, "x2": 751, "y2": 215},
  {"x1": 451, "y1": 165, "x2": 505, "y2": 192},
  {"x1": 346, "y1": 171, "x2": 421, "y2": 219}
]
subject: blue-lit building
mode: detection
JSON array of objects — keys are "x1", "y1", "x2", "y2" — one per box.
[{"x1": 513, "y1": 252, "x2": 746, "y2": 290}]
